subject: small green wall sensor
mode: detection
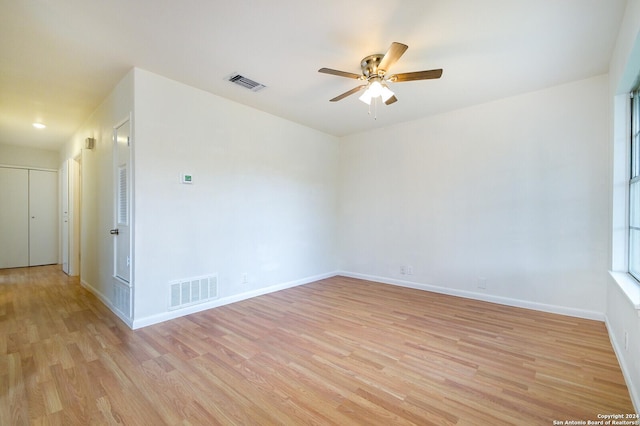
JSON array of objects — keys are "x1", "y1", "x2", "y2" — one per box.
[{"x1": 181, "y1": 174, "x2": 193, "y2": 184}]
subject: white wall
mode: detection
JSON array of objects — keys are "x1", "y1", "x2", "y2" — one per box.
[
  {"x1": 0, "y1": 144, "x2": 59, "y2": 169},
  {"x1": 339, "y1": 75, "x2": 610, "y2": 319},
  {"x1": 607, "y1": 0, "x2": 640, "y2": 412},
  {"x1": 60, "y1": 70, "x2": 134, "y2": 317},
  {"x1": 132, "y1": 69, "x2": 339, "y2": 324}
]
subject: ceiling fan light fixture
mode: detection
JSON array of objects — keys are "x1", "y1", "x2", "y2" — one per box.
[
  {"x1": 379, "y1": 84, "x2": 394, "y2": 102},
  {"x1": 368, "y1": 80, "x2": 384, "y2": 97},
  {"x1": 359, "y1": 79, "x2": 394, "y2": 105},
  {"x1": 319, "y1": 42, "x2": 442, "y2": 111},
  {"x1": 358, "y1": 89, "x2": 373, "y2": 105}
]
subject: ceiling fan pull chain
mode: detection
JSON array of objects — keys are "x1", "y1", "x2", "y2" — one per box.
[{"x1": 374, "y1": 97, "x2": 378, "y2": 120}]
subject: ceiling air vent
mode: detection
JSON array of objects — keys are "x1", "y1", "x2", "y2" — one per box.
[{"x1": 226, "y1": 73, "x2": 267, "y2": 92}]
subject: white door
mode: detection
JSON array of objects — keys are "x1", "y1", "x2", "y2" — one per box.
[
  {"x1": 29, "y1": 170, "x2": 58, "y2": 266},
  {"x1": 68, "y1": 157, "x2": 81, "y2": 276},
  {"x1": 113, "y1": 120, "x2": 131, "y2": 283},
  {"x1": 61, "y1": 161, "x2": 69, "y2": 274},
  {"x1": 0, "y1": 168, "x2": 29, "y2": 268}
]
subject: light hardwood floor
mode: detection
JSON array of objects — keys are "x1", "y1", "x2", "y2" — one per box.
[{"x1": 0, "y1": 266, "x2": 635, "y2": 425}]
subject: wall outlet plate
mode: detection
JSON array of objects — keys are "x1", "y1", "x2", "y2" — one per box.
[
  {"x1": 477, "y1": 277, "x2": 487, "y2": 289},
  {"x1": 624, "y1": 330, "x2": 629, "y2": 351}
]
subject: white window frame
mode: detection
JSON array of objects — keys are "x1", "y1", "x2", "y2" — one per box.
[
  {"x1": 610, "y1": 91, "x2": 640, "y2": 311},
  {"x1": 631, "y1": 89, "x2": 640, "y2": 281}
]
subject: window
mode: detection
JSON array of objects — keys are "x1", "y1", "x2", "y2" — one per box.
[{"x1": 630, "y1": 90, "x2": 640, "y2": 280}]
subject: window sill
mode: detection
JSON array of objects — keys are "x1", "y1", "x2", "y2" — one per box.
[{"x1": 609, "y1": 271, "x2": 640, "y2": 314}]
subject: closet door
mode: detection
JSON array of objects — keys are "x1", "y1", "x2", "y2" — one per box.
[
  {"x1": 29, "y1": 170, "x2": 58, "y2": 266},
  {"x1": 0, "y1": 168, "x2": 29, "y2": 268}
]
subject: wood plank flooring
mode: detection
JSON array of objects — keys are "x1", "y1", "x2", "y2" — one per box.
[{"x1": 0, "y1": 265, "x2": 635, "y2": 425}]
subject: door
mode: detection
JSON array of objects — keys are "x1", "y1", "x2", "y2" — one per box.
[
  {"x1": 113, "y1": 119, "x2": 131, "y2": 284},
  {"x1": 61, "y1": 161, "x2": 69, "y2": 274},
  {"x1": 69, "y1": 156, "x2": 81, "y2": 276},
  {"x1": 29, "y1": 170, "x2": 58, "y2": 266},
  {"x1": 0, "y1": 168, "x2": 29, "y2": 268}
]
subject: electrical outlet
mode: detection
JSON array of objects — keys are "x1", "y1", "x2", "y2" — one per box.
[
  {"x1": 242, "y1": 273, "x2": 248, "y2": 284},
  {"x1": 400, "y1": 266, "x2": 406, "y2": 275},
  {"x1": 477, "y1": 277, "x2": 487, "y2": 289},
  {"x1": 407, "y1": 266, "x2": 413, "y2": 275},
  {"x1": 624, "y1": 330, "x2": 629, "y2": 351}
]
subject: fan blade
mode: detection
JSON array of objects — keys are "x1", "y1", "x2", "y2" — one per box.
[
  {"x1": 329, "y1": 85, "x2": 366, "y2": 102},
  {"x1": 318, "y1": 68, "x2": 362, "y2": 79},
  {"x1": 389, "y1": 69, "x2": 443, "y2": 82},
  {"x1": 385, "y1": 95, "x2": 398, "y2": 105},
  {"x1": 378, "y1": 42, "x2": 408, "y2": 73}
]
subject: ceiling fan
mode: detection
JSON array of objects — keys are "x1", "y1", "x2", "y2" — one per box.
[{"x1": 318, "y1": 42, "x2": 442, "y2": 109}]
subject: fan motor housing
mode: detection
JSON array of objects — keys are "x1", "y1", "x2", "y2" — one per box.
[{"x1": 360, "y1": 54, "x2": 385, "y2": 78}]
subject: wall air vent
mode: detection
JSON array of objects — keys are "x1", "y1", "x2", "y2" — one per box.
[
  {"x1": 169, "y1": 274, "x2": 219, "y2": 310},
  {"x1": 113, "y1": 280, "x2": 131, "y2": 319},
  {"x1": 226, "y1": 73, "x2": 267, "y2": 92}
]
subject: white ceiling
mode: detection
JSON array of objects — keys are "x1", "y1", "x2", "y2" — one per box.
[{"x1": 0, "y1": 0, "x2": 628, "y2": 151}]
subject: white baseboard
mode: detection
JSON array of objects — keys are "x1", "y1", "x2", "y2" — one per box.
[
  {"x1": 85, "y1": 269, "x2": 604, "y2": 327},
  {"x1": 605, "y1": 317, "x2": 640, "y2": 414},
  {"x1": 131, "y1": 271, "x2": 338, "y2": 329},
  {"x1": 80, "y1": 279, "x2": 134, "y2": 328},
  {"x1": 338, "y1": 271, "x2": 605, "y2": 322}
]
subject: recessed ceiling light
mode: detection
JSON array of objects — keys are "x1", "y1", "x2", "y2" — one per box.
[{"x1": 32, "y1": 122, "x2": 46, "y2": 129}]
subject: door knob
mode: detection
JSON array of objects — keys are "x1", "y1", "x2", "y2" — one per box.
[{"x1": 110, "y1": 229, "x2": 119, "y2": 235}]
